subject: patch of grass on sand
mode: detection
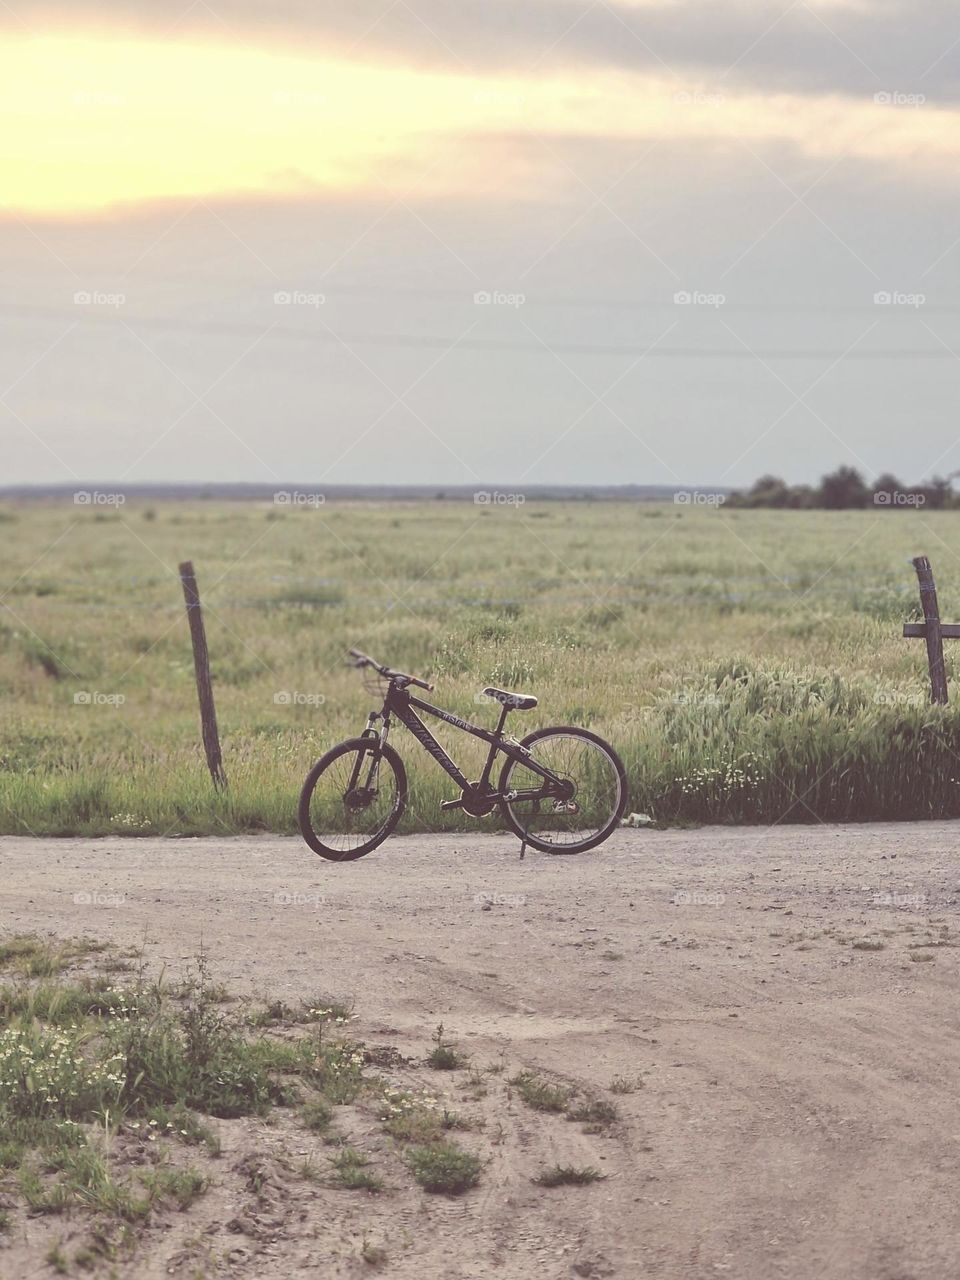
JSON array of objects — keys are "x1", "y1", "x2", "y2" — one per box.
[
  {"x1": 407, "y1": 1142, "x2": 482, "y2": 1195},
  {"x1": 534, "y1": 1164, "x2": 605, "y2": 1187}
]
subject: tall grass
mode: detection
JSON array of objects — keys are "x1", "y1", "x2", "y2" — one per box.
[
  {"x1": 631, "y1": 658, "x2": 960, "y2": 822},
  {"x1": 0, "y1": 499, "x2": 955, "y2": 830}
]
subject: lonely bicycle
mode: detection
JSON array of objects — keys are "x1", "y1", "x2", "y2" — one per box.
[{"x1": 298, "y1": 650, "x2": 628, "y2": 860}]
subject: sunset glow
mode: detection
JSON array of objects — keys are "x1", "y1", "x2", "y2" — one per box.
[{"x1": 3, "y1": 29, "x2": 958, "y2": 216}]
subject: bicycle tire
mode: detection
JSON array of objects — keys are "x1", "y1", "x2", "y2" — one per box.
[
  {"x1": 298, "y1": 737, "x2": 407, "y2": 861},
  {"x1": 498, "y1": 727, "x2": 628, "y2": 854}
]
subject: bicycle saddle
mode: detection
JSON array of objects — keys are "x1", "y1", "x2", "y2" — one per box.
[{"x1": 482, "y1": 686, "x2": 538, "y2": 711}]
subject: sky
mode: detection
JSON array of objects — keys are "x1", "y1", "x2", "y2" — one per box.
[{"x1": 2, "y1": 0, "x2": 960, "y2": 488}]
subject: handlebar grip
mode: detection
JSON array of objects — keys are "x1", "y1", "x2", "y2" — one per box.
[{"x1": 348, "y1": 649, "x2": 432, "y2": 688}]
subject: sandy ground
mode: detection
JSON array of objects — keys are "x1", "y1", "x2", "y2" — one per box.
[{"x1": 2, "y1": 823, "x2": 960, "y2": 1279}]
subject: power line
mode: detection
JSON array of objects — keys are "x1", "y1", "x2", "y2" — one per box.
[{"x1": 1, "y1": 304, "x2": 956, "y2": 360}]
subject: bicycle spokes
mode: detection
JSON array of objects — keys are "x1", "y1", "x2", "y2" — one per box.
[
  {"x1": 303, "y1": 744, "x2": 401, "y2": 856},
  {"x1": 501, "y1": 731, "x2": 624, "y2": 850}
]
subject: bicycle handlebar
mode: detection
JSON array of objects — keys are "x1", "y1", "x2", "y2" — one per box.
[{"x1": 348, "y1": 648, "x2": 434, "y2": 691}]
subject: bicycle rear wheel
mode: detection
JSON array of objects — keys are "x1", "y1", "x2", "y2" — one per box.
[
  {"x1": 498, "y1": 727, "x2": 627, "y2": 854},
  {"x1": 298, "y1": 737, "x2": 406, "y2": 861}
]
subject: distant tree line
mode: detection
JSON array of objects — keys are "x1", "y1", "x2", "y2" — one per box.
[{"x1": 728, "y1": 466, "x2": 958, "y2": 510}]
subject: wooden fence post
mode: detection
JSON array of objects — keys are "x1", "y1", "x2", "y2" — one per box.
[
  {"x1": 912, "y1": 555, "x2": 948, "y2": 705},
  {"x1": 179, "y1": 560, "x2": 227, "y2": 789}
]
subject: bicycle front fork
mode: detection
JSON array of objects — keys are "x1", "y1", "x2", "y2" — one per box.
[{"x1": 358, "y1": 710, "x2": 391, "y2": 788}]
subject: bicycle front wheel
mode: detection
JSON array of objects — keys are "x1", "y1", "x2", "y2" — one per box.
[
  {"x1": 298, "y1": 737, "x2": 407, "y2": 861},
  {"x1": 498, "y1": 727, "x2": 627, "y2": 854}
]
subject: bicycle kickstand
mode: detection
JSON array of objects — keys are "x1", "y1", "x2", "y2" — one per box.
[{"x1": 519, "y1": 839, "x2": 526, "y2": 861}]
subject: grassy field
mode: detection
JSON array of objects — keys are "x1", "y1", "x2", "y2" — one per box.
[{"x1": 3, "y1": 497, "x2": 960, "y2": 835}]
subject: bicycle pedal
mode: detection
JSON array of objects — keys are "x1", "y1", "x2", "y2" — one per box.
[{"x1": 440, "y1": 797, "x2": 464, "y2": 811}]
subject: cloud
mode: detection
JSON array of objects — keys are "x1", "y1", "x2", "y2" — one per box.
[
  {"x1": 3, "y1": 3, "x2": 958, "y2": 486},
  {"x1": 3, "y1": 26, "x2": 959, "y2": 220},
  {"x1": 11, "y1": 0, "x2": 960, "y2": 100},
  {"x1": 4, "y1": 138, "x2": 960, "y2": 487}
]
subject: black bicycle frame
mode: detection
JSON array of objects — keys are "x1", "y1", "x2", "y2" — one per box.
[{"x1": 378, "y1": 683, "x2": 560, "y2": 797}]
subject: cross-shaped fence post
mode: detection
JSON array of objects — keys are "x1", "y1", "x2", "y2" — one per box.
[{"x1": 902, "y1": 555, "x2": 951, "y2": 705}]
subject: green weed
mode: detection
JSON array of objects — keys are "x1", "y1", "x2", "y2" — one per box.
[
  {"x1": 407, "y1": 1142, "x2": 481, "y2": 1195},
  {"x1": 509, "y1": 1072, "x2": 572, "y2": 1113},
  {"x1": 534, "y1": 1164, "x2": 604, "y2": 1187}
]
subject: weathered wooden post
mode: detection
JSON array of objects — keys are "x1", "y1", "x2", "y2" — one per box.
[
  {"x1": 903, "y1": 555, "x2": 949, "y2": 704},
  {"x1": 179, "y1": 560, "x2": 227, "y2": 788}
]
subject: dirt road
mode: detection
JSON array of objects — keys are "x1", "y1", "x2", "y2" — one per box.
[{"x1": 3, "y1": 824, "x2": 960, "y2": 1279}]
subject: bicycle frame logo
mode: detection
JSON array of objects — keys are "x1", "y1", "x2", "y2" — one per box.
[{"x1": 397, "y1": 702, "x2": 466, "y2": 784}]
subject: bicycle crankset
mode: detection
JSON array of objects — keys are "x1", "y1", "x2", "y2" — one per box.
[{"x1": 441, "y1": 782, "x2": 499, "y2": 817}]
